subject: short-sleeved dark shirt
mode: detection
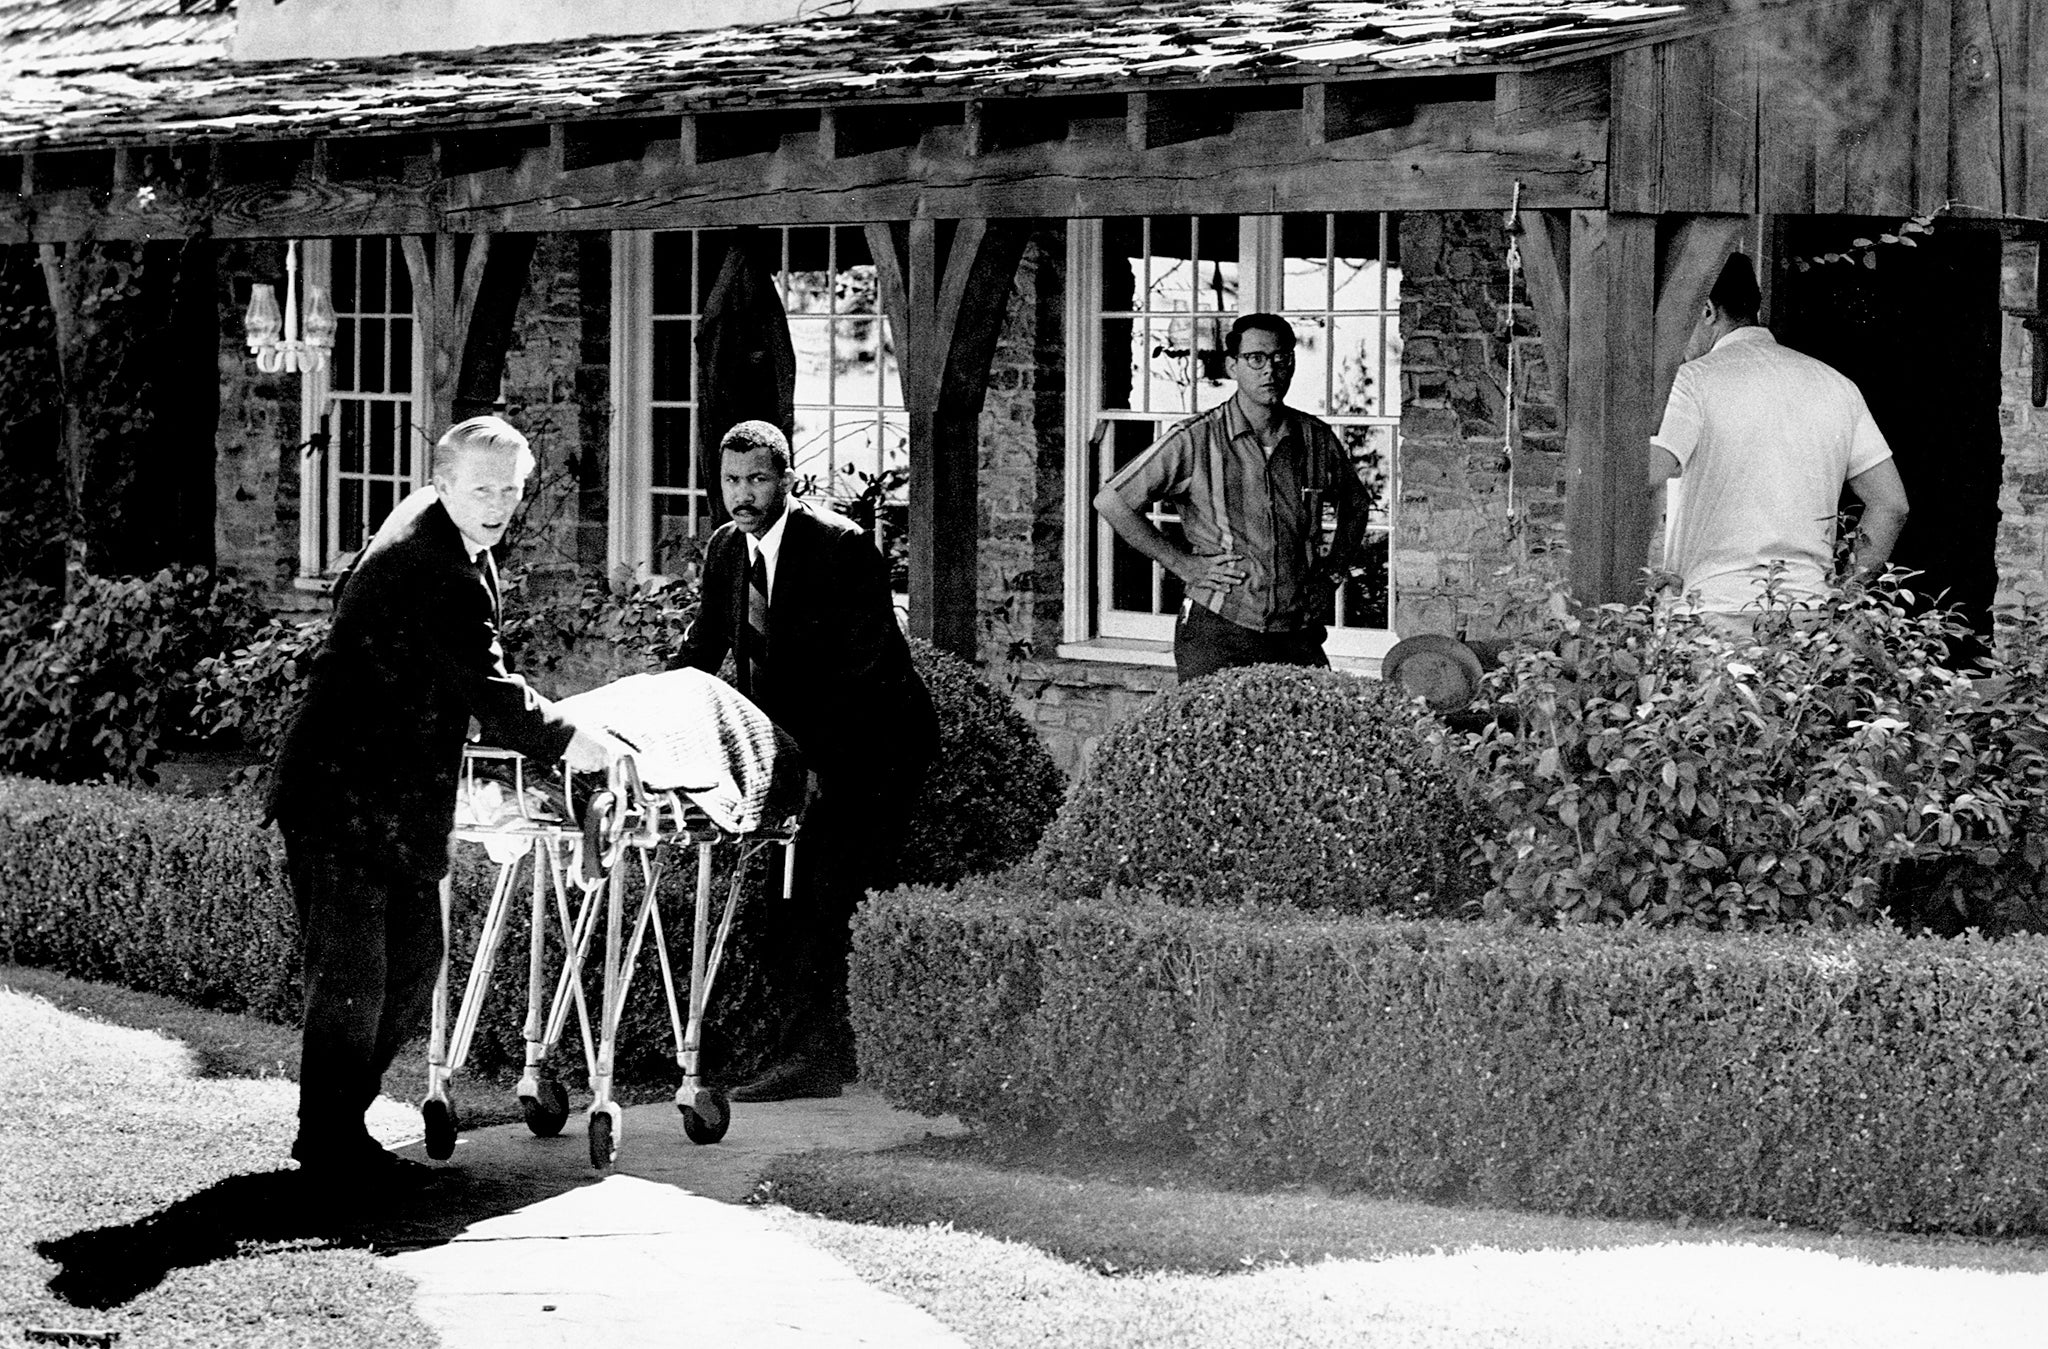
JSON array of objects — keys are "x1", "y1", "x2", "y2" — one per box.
[{"x1": 1105, "y1": 397, "x2": 1370, "y2": 633}]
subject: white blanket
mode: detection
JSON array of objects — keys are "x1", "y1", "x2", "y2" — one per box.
[{"x1": 554, "y1": 668, "x2": 804, "y2": 836}]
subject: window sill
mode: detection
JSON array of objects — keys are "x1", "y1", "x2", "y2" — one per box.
[
  {"x1": 292, "y1": 575, "x2": 339, "y2": 596},
  {"x1": 1055, "y1": 636, "x2": 1385, "y2": 678}
]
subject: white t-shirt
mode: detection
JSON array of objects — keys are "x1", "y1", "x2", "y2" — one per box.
[{"x1": 1653, "y1": 327, "x2": 1892, "y2": 614}]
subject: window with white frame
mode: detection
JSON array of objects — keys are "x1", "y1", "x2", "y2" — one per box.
[
  {"x1": 297, "y1": 237, "x2": 425, "y2": 582},
  {"x1": 612, "y1": 226, "x2": 905, "y2": 583},
  {"x1": 1064, "y1": 213, "x2": 1400, "y2": 661}
]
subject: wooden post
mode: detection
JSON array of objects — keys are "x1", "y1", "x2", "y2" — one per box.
[
  {"x1": 866, "y1": 218, "x2": 1030, "y2": 657},
  {"x1": 400, "y1": 232, "x2": 495, "y2": 442},
  {"x1": 1564, "y1": 211, "x2": 1658, "y2": 604}
]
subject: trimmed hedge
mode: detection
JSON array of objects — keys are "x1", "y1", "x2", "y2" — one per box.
[
  {"x1": 901, "y1": 641, "x2": 1065, "y2": 886},
  {"x1": 1035, "y1": 664, "x2": 1480, "y2": 915},
  {"x1": 0, "y1": 774, "x2": 771, "y2": 1085},
  {"x1": 852, "y1": 880, "x2": 2048, "y2": 1233},
  {"x1": 0, "y1": 776, "x2": 301, "y2": 1019}
]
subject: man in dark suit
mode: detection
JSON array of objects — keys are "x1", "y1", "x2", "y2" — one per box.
[
  {"x1": 268, "y1": 415, "x2": 617, "y2": 1184},
  {"x1": 672, "y1": 420, "x2": 938, "y2": 1102}
]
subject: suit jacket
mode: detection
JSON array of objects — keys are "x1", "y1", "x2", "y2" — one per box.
[
  {"x1": 672, "y1": 499, "x2": 936, "y2": 788},
  {"x1": 267, "y1": 489, "x2": 576, "y2": 875}
]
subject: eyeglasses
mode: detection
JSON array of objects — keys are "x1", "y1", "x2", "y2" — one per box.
[{"x1": 1231, "y1": 350, "x2": 1296, "y2": 372}]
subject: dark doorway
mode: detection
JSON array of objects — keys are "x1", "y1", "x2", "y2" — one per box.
[{"x1": 1773, "y1": 218, "x2": 2003, "y2": 664}]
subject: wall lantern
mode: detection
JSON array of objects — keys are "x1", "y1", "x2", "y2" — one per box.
[
  {"x1": 2001, "y1": 237, "x2": 2046, "y2": 408},
  {"x1": 244, "y1": 239, "x2": 337, "y2": 374}
]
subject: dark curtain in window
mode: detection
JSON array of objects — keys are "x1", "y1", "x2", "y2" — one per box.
[{"x1": 694, "y1": 230, "x2": 795, "y2": 529}]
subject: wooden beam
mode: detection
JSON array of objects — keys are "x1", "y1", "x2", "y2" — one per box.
[
  {"x1": 1652, "y1": 216, "x2": 1748, "y2": 416},
  {"x1": 1304, "y1": 82, "x2": 1416, "y2": 144},
  {"x1": 7, "y1": 98, "x2": 1605, "y2": 242},
  {"x1": 453, "y1": 233, "x2": 538, "y2": 420},
  {"x1": 1915, "y1": 0, "x2": 1954, "y2": 207},
  {"x1": 1706, "y1": 28, "x2": 1758, "y2": 213},
  {"x1": 1493, "y1": 60, "x2": 1606, "y2": 133},
  {"x1": 2030, "y1": 0, "x2": 2048, "y2": 218},
  {"x1": 1519, "y1": 210, "x2": 1572, "y2": 417},
  {"x1": 865, "y1": 218, "x2": 1031, "y2": 657},
  {"x1": 401, "y1": 232, "x2": 500, "y2": 442},
  {"x1": 1843, "y1": 1, "x2": 1916, "y2": 215},
  {"x1": 1564, "y1": 211, "x2": 1658, "y2": 605},
  {"x1": 1950, "y1": 0, "x2": 2003, "y2": 213},
  {"x1": 1126, "y1": 91, "x2": 1232, "y2": 151},
  {"x1": 1609, "y1": 46, "x2": 1661, "y2": 213},
  {"x1": 1757, "y1": 36, "x2": 1817, "y2": 214}
]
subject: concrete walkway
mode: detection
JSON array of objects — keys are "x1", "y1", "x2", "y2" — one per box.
[{"x1": 383, "y1": 1088, "x2": 973, "y2": 1348}]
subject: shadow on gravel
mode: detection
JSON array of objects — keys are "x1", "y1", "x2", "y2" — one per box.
[{"x1": 36, "y1": 1163, "x2": 594, "y2": 1309}]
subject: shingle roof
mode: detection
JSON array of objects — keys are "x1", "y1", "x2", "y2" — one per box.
[
  {"x1": 0, "y1": 0, "x2": 1748, "y2": 153},
  {"x1": 0, "y1": 0, "x2": 230, "y2": 75}
]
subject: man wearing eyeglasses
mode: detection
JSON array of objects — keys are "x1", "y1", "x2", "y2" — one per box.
[{"x1": 1094, "y1": 312, "x2": 1374, "y2": 680}]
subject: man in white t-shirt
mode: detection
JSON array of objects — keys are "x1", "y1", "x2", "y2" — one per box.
[{"x1": 1648, "y1": 254, "x2": 1909, "y2": 628}]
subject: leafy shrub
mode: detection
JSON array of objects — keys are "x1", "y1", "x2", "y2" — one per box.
[
  {"x1": 900, "y1": 640, "x2": 1065, "y2": 886},
  {"x1": 853, "y1": 879, "x2": 2048, "y2": 1234},
  {"x1": 0, "y1": 567, "x2": 269, "y2": 784},
  {"x1": 188, "y1": 614, "x2": 329, "y2": 766},
  {"x1": 1469, "y1": 578, "x2": 2048, "y2": 930},
  {"x1": 1034, "y1": 664, "x2": 1480, "y2": 915},
  {"x1": 499, "y1": 566, "x2": 703, "y2": 689}
]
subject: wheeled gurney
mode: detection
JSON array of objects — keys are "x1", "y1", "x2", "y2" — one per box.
[{"x1": 422, "y1": 668, "x2": 805, "y2": 1169}]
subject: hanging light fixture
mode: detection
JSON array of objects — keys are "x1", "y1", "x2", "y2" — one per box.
[{"x1": 244, "y1": 239, "x2": 336, "y2": 374}]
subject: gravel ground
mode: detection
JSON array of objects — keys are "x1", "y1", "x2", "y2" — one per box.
[{"x1": 0, "y1": 989, "x2": 434, "y2": 1349}]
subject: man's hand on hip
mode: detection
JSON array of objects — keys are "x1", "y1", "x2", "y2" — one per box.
[{"x1": 1179, "y1": 549, "x2": 1248, "y2": 594}]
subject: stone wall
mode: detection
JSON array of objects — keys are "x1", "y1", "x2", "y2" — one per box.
[
  {"x1": 1394, "y1": 211, "x2": 1564, "y2": 640},
  {"x1": 498, "y1": 233, "x2": 596, "y2": 583},
  {"x1": 211, "y1": 239, "x2": 308, "y2": 608},
  {"x1": 1994, "y1": 312, "x2": 2048, "y2": 617}
]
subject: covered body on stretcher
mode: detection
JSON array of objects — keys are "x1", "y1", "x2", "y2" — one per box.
[{"x1": 429, "y1": 667, "x2": 806, "y2": 1166}]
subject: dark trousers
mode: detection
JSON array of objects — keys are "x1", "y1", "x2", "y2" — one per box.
[
  {"x1": 1174, "y1": 601, "x2": 1329, "y2": 682},
  {"x1": 774, "y1": 757, "x2": 926, "y2": 1078},
  {"x1": 281, "y1": 821, "x2": 443, "y2": 1157}
]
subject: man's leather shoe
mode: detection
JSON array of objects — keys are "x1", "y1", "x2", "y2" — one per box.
[{"x1": 729, "y1": 1057, "x2": 844, "y2": 1103}]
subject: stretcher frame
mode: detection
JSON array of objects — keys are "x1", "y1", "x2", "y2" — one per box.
[{"x1": 423, "y1": 744, "x2": 799, "y2": 1169}]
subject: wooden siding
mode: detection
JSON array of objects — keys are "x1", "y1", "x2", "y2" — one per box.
[{"x1": 1612, "y1": 0, "x2": 2045, "y2": 221}]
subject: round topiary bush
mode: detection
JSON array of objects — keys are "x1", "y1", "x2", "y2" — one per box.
[
  {"x1": 1035, "y1": 664, "x2": 1480, "y2": 915},
  {"x1": 898, "y1": 639, "x2": 1067, "y2": 886}
]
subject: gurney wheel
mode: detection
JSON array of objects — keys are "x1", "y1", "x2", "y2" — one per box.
[
  {"x1": 680, "y1": 1089, "x2": 730, "y2": 1146},
  {"x1": 422, "y1": 1096, "x2": 459, "y2": 1161},
  {"x1": 588, "y1": 1108, "x2": 616, "y2": 1169},
  {"x1": 521, "y1": 1079, "x2": 571, "y2": 1138}
]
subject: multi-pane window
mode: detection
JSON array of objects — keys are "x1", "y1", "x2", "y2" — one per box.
[
  {"x1": 1067, "y1": 213, "x2": 1400, "y2": 658},
  {"x1": 624, "y1": 227, "x2": 903, "y2": 581},
  {"x1": 299, "y1": 238, "x2": 421, "y2": 580}
]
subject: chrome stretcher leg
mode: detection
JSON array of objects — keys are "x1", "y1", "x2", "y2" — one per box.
[
  {"x1": 676, "y1": 837, "x2": 735, "y2": 1144},
  {"x1": 545, "y1": 860, "x2": 604, "y2": 1099},
  {"x1": 514, "y1": 839, "x2": 572, "y2": 1138},
  {"x1": 587, "y1": 850, "x2": 631, "y2": 1169},
  {"x1": 421, "y1": 875, "x2": 459, "y2": 1161},
  {"x1": 425, "y1": 847, "x2": 523, "y2": 1160}
]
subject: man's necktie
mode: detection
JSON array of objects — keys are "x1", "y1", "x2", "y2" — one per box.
[
  {"x1": 745, "y1": 547, "x2": 770, "y2": 694},
  {"x1": 476, "y1": 549, "x2": 501, "y2": 624}
]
